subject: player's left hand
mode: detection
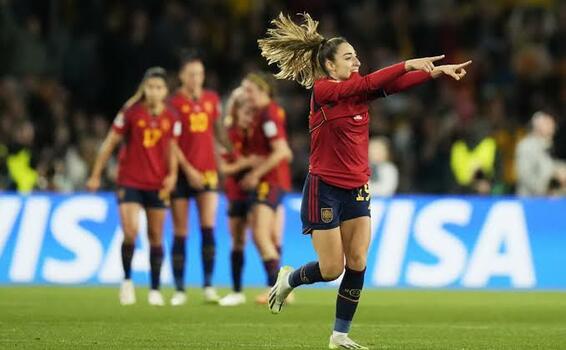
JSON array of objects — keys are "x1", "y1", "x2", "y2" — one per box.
[
  {"x1": 161, "y1": 173, "x2": 177, "y2": 197},
  {"x1": 432, "y1": 60, "x2": 472, "y2": 80},
  {"x1": 240, "y1": 172, "x2": 259, "y2": 190}
]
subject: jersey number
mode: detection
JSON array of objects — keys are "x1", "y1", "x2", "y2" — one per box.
[
  {"x1": 143, "y1": 128, "x2": 163, "y2": 148},
  {"x1": 355, "y1": 184, "x2": 370, "y2": 202},
  {"x1": 189, "y1": 112, "x2": 208, "y2": 133}
]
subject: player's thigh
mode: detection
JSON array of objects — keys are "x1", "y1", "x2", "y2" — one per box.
[
  {"x1": 340, "y1": 216, "x2": 371, "y2": 271},
  {"x1": 119, "y1": 203, "x2": 142, "y2": 242},
  {"x1": 312, "y1": 227, "x2": 344, "y2": 280},
  {"x1": 228, "y1": 217, "x2": 247, "y2": 250},
  {"x1": 146, "y1": 208, "x2": 167, "y2": 246},
  {"x1": 196, "y1": 191, "x2": 218, "y2": 227},
  {"x1": 171, "y1": 198, "x2": 189, "y2": 236}
]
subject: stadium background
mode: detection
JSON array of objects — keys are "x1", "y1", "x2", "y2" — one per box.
[{"x1": 0, "y1": 1, "x2": 565, "y2": 349}]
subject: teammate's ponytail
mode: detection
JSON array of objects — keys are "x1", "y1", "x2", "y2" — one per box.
[{"x1": 258, "y1": 12, "x2": 346, "y2": 89}]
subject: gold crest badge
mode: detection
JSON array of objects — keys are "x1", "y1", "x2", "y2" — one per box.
[{"x1": 321, "y1": 208, "x2": 333, "y2": 223}]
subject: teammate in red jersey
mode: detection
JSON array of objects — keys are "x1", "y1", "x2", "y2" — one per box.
[
  {"x1": 240, "y1": 72, "x2": 293, "y2": 304},
  {"x1": 259, "y1": 13, "x2": 471, "y2": 349},
  {"x1": 168, "y1": 51, "x2": 229, "y2": 304},
  {"x1": 87, "y1": 67, "x2": 180, "y2": 306},
  {"x1": 217, "y1": 87, "x2": 259, "y2": 306}
]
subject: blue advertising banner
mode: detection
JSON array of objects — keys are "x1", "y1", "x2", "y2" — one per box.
[{"x1": 1, "y1": 193, "x2": 565, "y2": 289}]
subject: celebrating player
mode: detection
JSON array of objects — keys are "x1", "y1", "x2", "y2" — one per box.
[
  {"x1": 86, "y1": 67, "x2": 180, "y2": 306},
  {"x1": 217, "y1": 87, "x2": 258, "y2": 306},
  {"x1": 168, "y1": 51, "x2": 229, "y2": 305},
  {"x1": 240, "y1": 72, "x2": 293, "y2": 304},
  {"x1": 259, "y1": 13, "x2": 471, "y2": 349}
]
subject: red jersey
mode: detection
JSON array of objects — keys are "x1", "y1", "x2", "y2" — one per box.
[
  {"x1": 246, "y1": 101, "x2": 287, "y2": 185},
  {"x1": 309, "y1": 62, "x2": 431, "y2": 189},
  {"x1": 169, "y1": 89, "x2": 221, "y2": 172},
  {"x1": 112, "y1": 102, "x2": 181, "y2": 190},
  {"x1": 277, "y1": 160, "x2": 292, "y2": 191},
  {"x1": 223, "y1": 125, "x2": 249, "y2": 201}
]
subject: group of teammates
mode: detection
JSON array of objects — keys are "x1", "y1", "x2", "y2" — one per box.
[
  {"x1": 86, "y1": 51, "x2": 293, "y2": 307},
  {"x1": 87, "y1": 10, "x2": 472, "y2": 348}
]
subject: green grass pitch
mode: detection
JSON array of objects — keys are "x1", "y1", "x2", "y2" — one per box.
[{"x1": 0, "y1": 287, "x2": 564, "y2": 349}]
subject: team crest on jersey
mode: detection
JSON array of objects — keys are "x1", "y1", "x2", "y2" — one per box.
[
  {"x1": 160, "y1": 119, "x2": 171, "y2": 131},
  {"x1": 137, "y1": 119, "x2": 147, "y2": 128},
  {"x1": 204, "y1": 101, "x2": 213, "y2": 114},
  {"x1": 182, "y1": 104, "x2": 191, "y2": 113},
  {"x1": 321, "y1": 208, "x2": 333, "y2": 223}
]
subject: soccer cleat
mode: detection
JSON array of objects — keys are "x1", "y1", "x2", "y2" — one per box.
[
  {"x1": 268, "y1": 266, "x2": 294, "y2": 314},
  {"x1": 218, "y1": 292, "x2": 246, "y2": 306},
  {"x1": 170, "y1": 291, "x2": 187, "y2": 306},
  {"x1": 148, "y1": 290, "x2": 165, "y2": 306},
  {"x1": 328, "y1": 334, "x2": 369, "y2": 349},
  {"x1": 119, "y1": 280, "x2": 136, "y2": 305},
  {"x1": 203, "y1": 287, "x2": 220, "y2": 303}
]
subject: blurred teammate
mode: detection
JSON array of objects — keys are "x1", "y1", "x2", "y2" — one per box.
[
  {"x1": 259, "y1": 13, "x2": 471, "y2": 349},
  {"x1": 217, "y1": 87, "x2": 258, "y2": 306},
  {"x1": 240, "y1": 72, "x2": 293, "y2": 304},
  {"x1": 168, "y1": 51, "x2": 228, "y2": 304},
  {"x1": 87, "y1": 67, "x2": 180, "y2": 306}
]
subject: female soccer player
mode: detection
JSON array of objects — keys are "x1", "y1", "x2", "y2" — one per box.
[
  {"x1": 240, "y1": 72, "x2": 293, "y2": 304},
  {"x1": 168, "y1": 52, "x2": 229, "y2": 304},
  {"x1": 86, "y1": 67, "x2": 180, "y2": 306},
  {"x1": 217, "y1": 87, "x2": 258, "y2": 306},
  {"x1": 259, "y1": 13, "x2": 471, "y2": 349}
]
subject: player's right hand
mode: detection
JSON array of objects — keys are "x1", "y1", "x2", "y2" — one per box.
[
  {"x1": 405, "y1": 55, "x2": 445, "y2": 73},
  {"x1": 86, "y1": 176, "x2": 100, "y2": 192},
  {"x1": 187, "y1": 170, "x2": 205, "y2": 191}
]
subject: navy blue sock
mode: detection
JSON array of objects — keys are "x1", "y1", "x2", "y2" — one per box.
[
  {"x1": 201, "y1": 227, "x2": 215, "y2": 287},
  {"x1": 334, "y1": 267, "x2": 365, "y2": 333},
  {"x1": 288, "y1": 261, "x2": 325, "y2": 288},
  {"x1": 230, "y1": 250, "x2": 244, "y2": 292},
  {"x1": 263, "y1": 259, "x2": 280, "y2": 286},
  {"x1": 121, "y1": 242, "x2": 134, "y2": 280},
  {"x1": 149, "y1": 245, "x2": 163, "y2": 290},
  {"x1": 171, "y1": 236, "x2": 186, "y2": 291}
]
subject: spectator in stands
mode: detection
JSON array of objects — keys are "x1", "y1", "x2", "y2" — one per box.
[
  {"x1": 515, "y1": 111, "x2": 564, "y2": 196},
  {"x1": 368, "y1": 137, "x2": 398, "y2": 197}
]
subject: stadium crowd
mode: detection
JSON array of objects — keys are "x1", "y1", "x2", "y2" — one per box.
[{"x1": 0, "y1": 0, "x2": 564, "y2": 195}]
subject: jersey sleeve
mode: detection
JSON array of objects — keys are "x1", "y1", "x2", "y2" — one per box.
[
  {"x1": 112, "y1": 108, "x2": 130, "y2": 135},
  {"x1": 382, "y1": 70, "x2": 432, "y2": 95},
  {"x1": 262, "y1": 106, "x2": 286, "y2": 142},
  {"x1": 313, "y1": 62, "x2": 407, "y2": 105}
]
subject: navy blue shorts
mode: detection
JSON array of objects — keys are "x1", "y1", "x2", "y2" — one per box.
[
  {"x1": 117, "y1": 186, "x2": 168, "y2": 208},
  {"x1": 227, "y1": 199, "x2": 252, "y2": 218},
  {"x1": 171, "y1": 171, "x2": 219, "y2": 199},
  {"x1": 251, "y1": 181, "x2": 283, "y2": 210},
  {"x1": 300, "y1": 174, "x2": 370, "y2": 234}
]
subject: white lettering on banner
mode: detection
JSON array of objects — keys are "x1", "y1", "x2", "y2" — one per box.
[
  {"x1": 98, "y1": 211, "x2": 172, "y2": 284},
  {"x1": 9, "y1": 197, "x2": 50, "y2": 282},
  {"x1": 42, "y1": 197, "x2": 106, "y2": 283},
  {"x1": 0, "y1": 196, "x2": 22, "y2": 258},
  {"x1": 462, "y1": 201, "x2": 535, "y2": 288},
  {"x1": 407, "y1": 200, "x2": 470, "y2": 287},
  {"x1": 373, "y1": 200, "x2": 415, "y2": 286}
]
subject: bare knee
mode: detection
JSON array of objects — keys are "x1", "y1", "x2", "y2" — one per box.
[
  {"x1": 346, "y1": 252, "x2": 367, "y2": 271},
  {"x1": 319, "y1": 262, "x2": 344, "y2": 281}
]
